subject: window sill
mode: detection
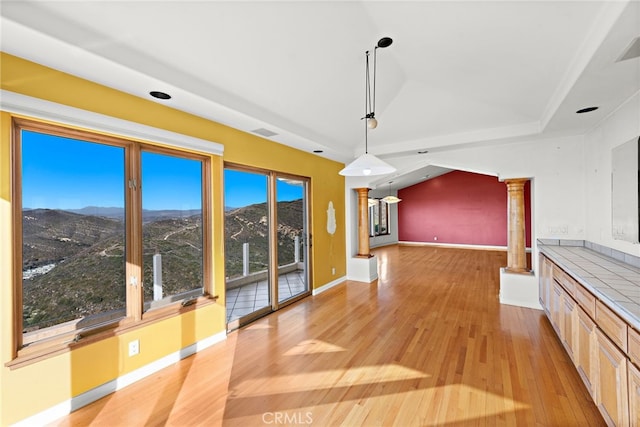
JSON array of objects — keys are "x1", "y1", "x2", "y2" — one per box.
[{"x1": 6, "y1": 294, "x2": 218, "y2": 370}]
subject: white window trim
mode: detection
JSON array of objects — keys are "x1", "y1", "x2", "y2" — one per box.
[{"x1": 1, "y1": 90, "x2": 224, "y2": 156}]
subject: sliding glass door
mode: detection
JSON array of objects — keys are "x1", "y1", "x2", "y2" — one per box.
[
  {"x1": 224, "y1": 168, "x2": 271, "y2": 328},
  {"x1": 224, "y1": 166, "x2": 310, "y2": 330},
  {"x1": 276, "y1": 175, "x2": 309, "y2": 304}
]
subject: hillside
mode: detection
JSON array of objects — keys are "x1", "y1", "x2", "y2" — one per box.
[
  {"x1": 21, "y1": 200, "x2": 303, "y2": 332},
  {"x1": 224, "y1": 199, "x2": 303, "y2": 278}
]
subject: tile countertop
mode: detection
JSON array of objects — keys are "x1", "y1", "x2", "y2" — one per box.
[{"x1": 538, "y1": 242, "x2": 640, "y2": 332}]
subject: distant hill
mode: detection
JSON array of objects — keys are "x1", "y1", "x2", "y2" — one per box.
[
  {"x1": 22, "y1": 208, "x2": 203, "y2": 332},
  {"x1": 65, "y1": 206, "x2": 202, "y2": 222},
  {"x1": 224, "y1": 199, "x2": 303, "y2": 278},
  {"x1": 21, "y1": 200, "x2": 303, "y2": 331}
]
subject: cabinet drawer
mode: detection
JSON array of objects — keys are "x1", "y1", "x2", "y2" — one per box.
[
  {"x1": 553, "y1": 266, "x2": 574, "y2": 296},
  {"x1": 596, "y1": 300, "x2": 628, "y2": 352},
  {"x1": 574, "y1": 283, "x2": 596, "y2": 319},
  {"x1": 630, "y1": 327, "x2": 640, "y2": 368}
]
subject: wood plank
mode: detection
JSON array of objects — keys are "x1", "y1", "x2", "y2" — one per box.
[{"x1": 51, "y1": 245, "x2": 605, "y2": 426}]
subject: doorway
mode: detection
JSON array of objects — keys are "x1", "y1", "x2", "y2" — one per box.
[{"x1": 224, "y1": 165, "x2": 310, "y2": 330}]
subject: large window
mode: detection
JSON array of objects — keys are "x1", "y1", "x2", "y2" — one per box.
[
  {"x1": 13, "y1": 118, "x2": 212, "y2": 355},
  {"x1": 369, "y1": 199, "x2": 390, "y2": 236},
  {"x1": 141, "y1": 150, "x2": 204, "y2": 309}
]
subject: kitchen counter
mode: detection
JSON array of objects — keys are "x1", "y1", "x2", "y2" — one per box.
[{"x1": 538, "y1": 240, "x2": 640, "y2": 332}]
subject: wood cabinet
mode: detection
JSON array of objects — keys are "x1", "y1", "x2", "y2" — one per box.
[
  {"x1": 597, "y1": 300, "x2": 628, "y2": 353},
  {"x1": 595, "y1": 328, "x2": 629, "y2": 426},
  {"x1": 630, "y1": 362, "x2": 640, "y2": 427},
  {"x1": 629, "y1": 327, "x2": 640, "y2": 368},
  {"x1": 576, "y1": 305, "x2": 596, "y2": 395},
  {"x1": 575, "y1": 282, "x2": 596, "y2": 319},
  {"x1": 539, "y1": 254, "x2": 552, "y2": 316},
  {"x1": 551, "y1": 281, "x2": 564, "y2": 337},
  {"x1": 539, "y1": 253, "x2": 640, "y2": 426},
  {"x1": 562, "y1": 292, "x2": 576, "y2": 360}
]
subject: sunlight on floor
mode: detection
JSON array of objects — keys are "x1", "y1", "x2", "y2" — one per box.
[
  {"x1": 225, "y1": 374, "x2": 530, "y2": 426},
  {"x1": 333, "y1": 383, "x2": 531, "y2": 426},
  {"x1": 231, "y1": 364, "x2": 430, "y2": 398},
  {"x1": 283, "y1": 339, "x2": 347, "y2": 356}
]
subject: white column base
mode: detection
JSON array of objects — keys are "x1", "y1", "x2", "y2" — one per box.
[
  {"x1": 499, "y1": 267, "x2": 541, "y2": 310},
  {"x1": 347, "y1": 255, "x2": 378, "y2": 283}
]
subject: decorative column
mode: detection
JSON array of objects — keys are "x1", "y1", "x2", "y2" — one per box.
[
  {"x1": 505, "y1": 178, "x2": 528, "y2": 273},
  {"x1": 355, "y1": 187, "x2": 372, "y2": 258}
]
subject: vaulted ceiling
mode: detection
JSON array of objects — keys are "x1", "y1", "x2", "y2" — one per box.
[{"x1": 2, "y1": 1, "x2": 639, "y2": 189}]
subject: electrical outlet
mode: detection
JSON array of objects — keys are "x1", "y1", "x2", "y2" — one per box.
[
  {"x1": 332, "y1": 267, "x2": 336, "y2": 275},
  {"x1": 128, "y1": 339, "x2": 140, "y2": 356}
]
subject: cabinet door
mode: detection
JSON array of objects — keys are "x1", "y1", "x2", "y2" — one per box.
[
  {"x1": 539, "y1": 255, "x2": 552, "y2": 314},
  {"x1": 551, "y1": 281, "x2": 564, "y2": 337},
  {"x1": 576, "y1": 306, "x2": 596, "y2": 396},
  {"x1": 630, "y1": 361, "x2": 640, "y2": 427},
  {"x1": 562, "y1": 293, "x2": 576, "y2": 361},
  {"x1": 595, "y1": 328, "x2": 629, "y2": 426}
]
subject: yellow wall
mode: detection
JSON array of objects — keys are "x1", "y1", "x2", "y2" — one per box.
[{"x1": 0, "y1": 53, "x2": 346, "y2": 425}]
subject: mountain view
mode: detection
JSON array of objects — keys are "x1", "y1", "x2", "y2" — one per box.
[
  {"x1": 224, "y1": 199, "x2": 303, "y2": 278},
  {"x1": 22, "y1": 200, "x2": 303, "y2": 333}
]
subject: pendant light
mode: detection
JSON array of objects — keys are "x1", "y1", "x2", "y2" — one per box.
[
  {"x1": 339, "y1": 38, "x2": 396, "y2": 177},
  {"x1": 382, "y1": 181, "x2": 402, "y2": 204}
]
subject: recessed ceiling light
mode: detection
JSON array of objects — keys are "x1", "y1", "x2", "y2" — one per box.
[
  {"x1": 417, "y1": 150, "x2": 429, "y2": 154},
  {"x1": 576, "y1": 106, "x2": 598, "y2": 114},
  {"x1": 150, "y1": 91, "x2": 171, "y2": 100},
  {"x1": 313, "y1": 149, "x2": 323, "y2": 153}
]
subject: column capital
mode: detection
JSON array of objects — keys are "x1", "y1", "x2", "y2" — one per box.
[{"x1": 504, "y1": 178, "x2": 528, "y2": 190}]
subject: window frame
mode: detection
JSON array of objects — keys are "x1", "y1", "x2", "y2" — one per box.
[
  {"x1": 9, "y1": 117, "x2": 215, "y2": 367},
  {"x1": 369, "y1": 198, "x2": 391, "y2": 237}
]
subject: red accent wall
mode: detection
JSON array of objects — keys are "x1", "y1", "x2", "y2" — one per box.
[{"x1": 398, "y1": 170, "x2": 531, "y2": 247}]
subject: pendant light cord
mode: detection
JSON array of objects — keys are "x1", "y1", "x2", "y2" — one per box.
[
  {"x1": 364, "y1": 50, "x2": 371, "y2": 154},
  {"x1": 373, "y1": 46, "x2": 377, "y2": 119},
  {"x1": 364, "y1": 45, "x2": 382, "y2": 155}
]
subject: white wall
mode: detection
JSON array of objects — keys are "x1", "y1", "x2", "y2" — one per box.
[{"x1": 585, "y1": 92, "x2": 640, "y2": 256}]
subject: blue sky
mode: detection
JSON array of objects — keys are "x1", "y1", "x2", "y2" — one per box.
[
  {"x1": 22, "y1": 131, "x2": 127, "y2": 210},
  {"x1": 224, "y1": 169, "x2": 303, "y2": 208},
  {"x1": 22, "y1": 130, "x2": 302, "y2": 210}
]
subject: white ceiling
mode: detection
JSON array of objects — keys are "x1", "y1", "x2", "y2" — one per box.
[{"x1": 2, "y1": 0, "x2": 639, "y2": 190}]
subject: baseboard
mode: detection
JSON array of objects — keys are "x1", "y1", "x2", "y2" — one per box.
[
  {"x1": 312, "y1": 276, "x2": 346, "y2": 295},
  {"x1": 13, "y1": 330, "x2": 227, "y2": 427},
  {"x1": 399, "y1": 241, "x2": 533, "y2": 252}
]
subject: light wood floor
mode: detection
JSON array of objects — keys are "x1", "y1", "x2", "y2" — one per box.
[{"x1": 53, "y1": 245, "x2": 604, "y2": 426}]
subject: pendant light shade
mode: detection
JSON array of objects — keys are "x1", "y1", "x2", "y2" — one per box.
[
  {"x1": 382, "y1": 180, "x2": 402, "y2": 204},
  {"x1": 339, "y1": 153, "x2": 396, "y2": 176},
  {"x1": 339, "y1": 37, "x2": 396, "y2": 177},
  {"x1": 382, "y1": 194, "x2": 402, "y2": 204}
]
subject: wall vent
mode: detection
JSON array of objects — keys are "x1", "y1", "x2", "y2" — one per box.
[{"x1": 251, "y1": 128, "x2": 278, "y2": 137}]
